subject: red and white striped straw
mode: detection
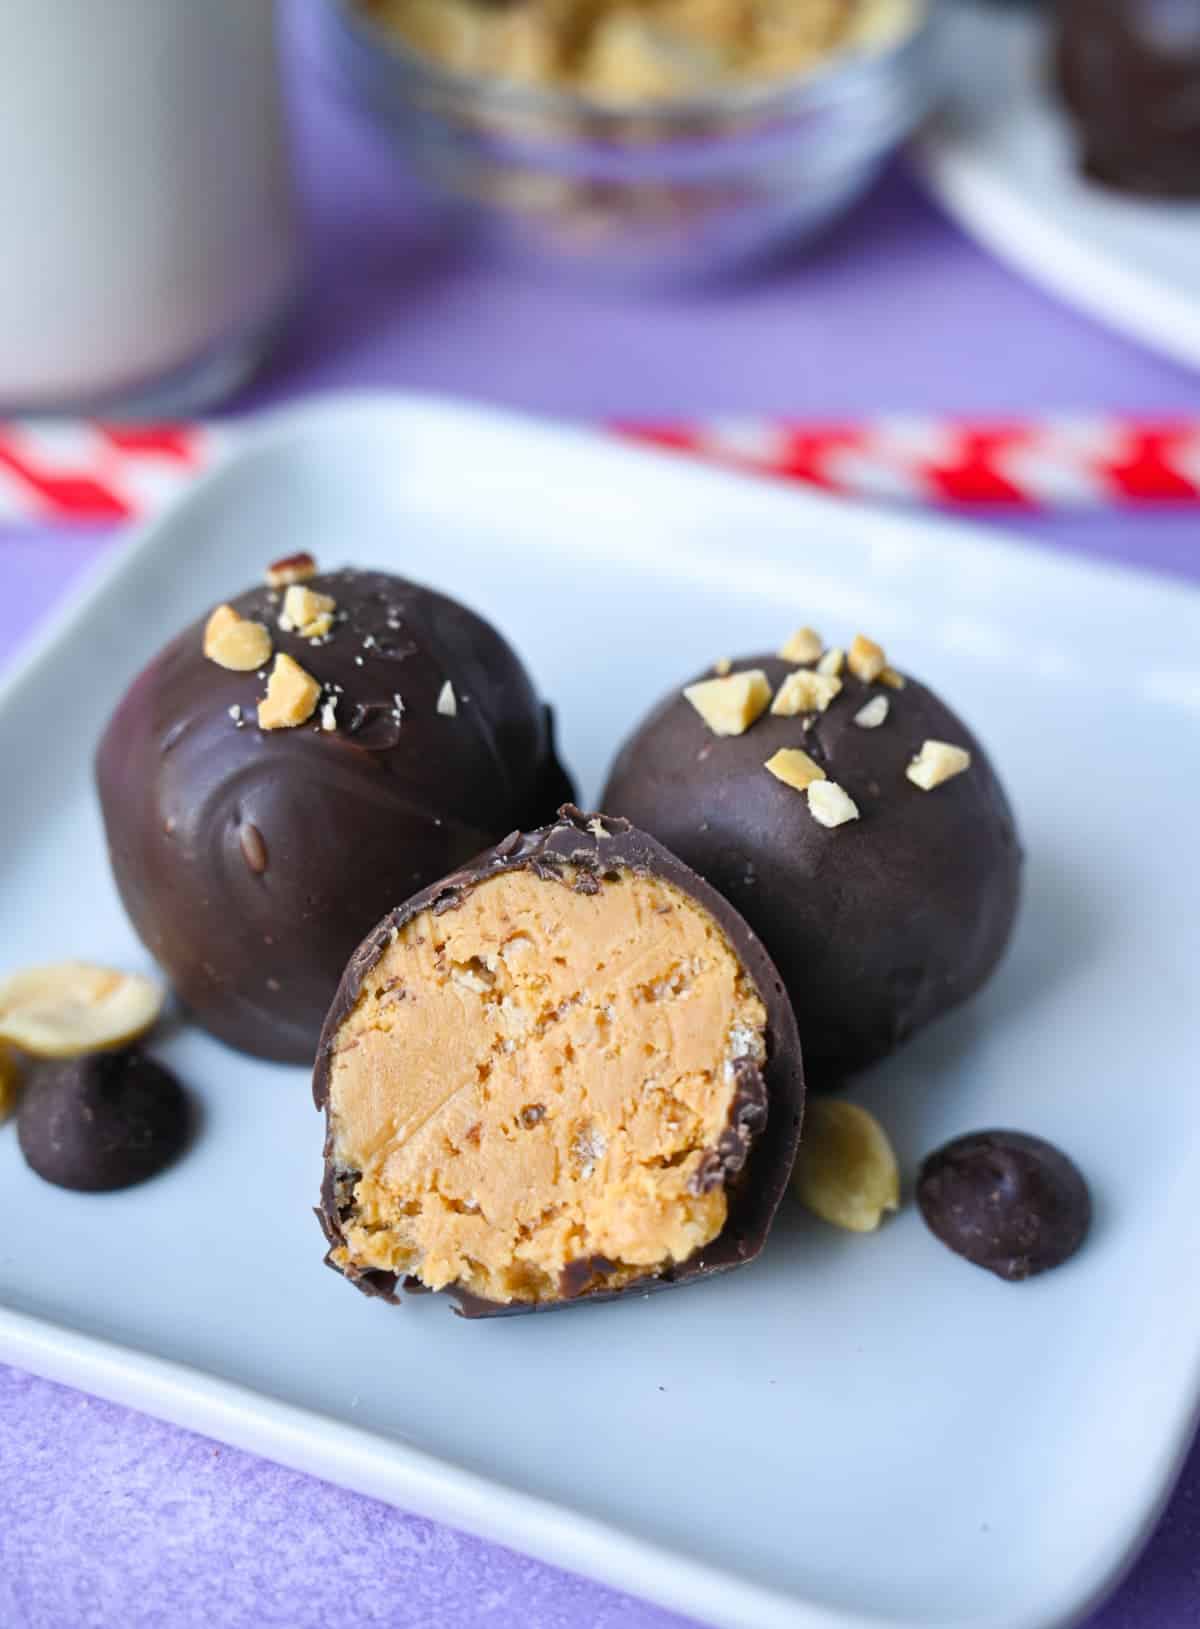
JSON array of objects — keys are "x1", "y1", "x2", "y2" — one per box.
[
  {"x1": 613, "y1": 415, "x2": 1200, "y2": 509},
  {"x1": 1, "y1": 415, "x2": 1199, "y2": 525}
]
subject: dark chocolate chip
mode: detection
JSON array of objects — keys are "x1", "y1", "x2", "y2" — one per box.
[
  {"x1": 917, "y1": 1130, "x2": 1091, "y2": 1282},
  {"x1": 17, "y1": 1049, "x2": 190, "y2": 1193}
]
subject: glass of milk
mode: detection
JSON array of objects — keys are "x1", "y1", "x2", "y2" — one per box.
[{"x1": 0, "y1": 0, "x2": 300, "y2": 414}]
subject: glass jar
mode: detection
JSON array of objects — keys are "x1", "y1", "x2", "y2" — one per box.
[{"x1": 0, "y1": 0, "x2": 300, "y2": 415}]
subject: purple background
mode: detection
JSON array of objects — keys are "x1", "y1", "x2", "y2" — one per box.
[{"x1": 1, "y1": 6, "x2": 1198, "y2": 1626}]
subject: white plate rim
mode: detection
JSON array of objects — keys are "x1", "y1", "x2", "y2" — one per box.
[{"x1": 2, "y1": 389, "x2": 1198, "y2": 1629}]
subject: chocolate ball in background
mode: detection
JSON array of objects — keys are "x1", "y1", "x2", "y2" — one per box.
[
  {"x1": 1056, "y1": 0, "x2": 1200, "y2": 198},
  {"x1": 602, "y1": 652, "x2": 1021, "y2": 1084},
  {"x1": 97, "y1": 566, "x2": 574, "y2": 1064}
]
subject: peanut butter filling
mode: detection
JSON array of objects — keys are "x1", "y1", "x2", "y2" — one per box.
[{"x1": 327, "y1": 866, "x2": 767, "y2": 1306}]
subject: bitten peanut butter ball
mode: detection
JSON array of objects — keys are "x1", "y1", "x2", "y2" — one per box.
[
  {"x1": 602, "y1": 633, "x2": 1021, "y2": 1083},
  {"x1": 314, "y1": 809, "x2": 804, "y2": 1315},
  {"x1": 96, "y1": 561, "x2": 574, "y2": 1063}
]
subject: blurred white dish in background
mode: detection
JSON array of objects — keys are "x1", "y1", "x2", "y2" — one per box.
[
  {"x1": 916, "y1": 3, "x2": 1200, "y2": 370},
  {"x1": 0, "y1": 0, "x2": 299, "y2": 415}
]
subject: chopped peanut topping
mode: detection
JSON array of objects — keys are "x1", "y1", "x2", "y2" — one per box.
[
  {"x1": 770, "y1": 669, "x2": 842, "y2": 717},
  {"x1": 713, "y1": 657, "x2": 732, "y2": 676},
  {"x1": 765, "y1": 748, "x2": 826, "y2": 793},
  {"x1": 683, "y1": 670, "x2": 772, "y2": 736},
  {"x1": 777, "y1": 627, "x2": 824, "y2": 665},
  {"x1": 807, "y1": 781, "x2": 860, "y2": 829},
  {"x1": 437, "y1": 680, "x2": 458, "y2": 717},
  {"x1": 848, "y1": 634, "x2": 887, "y2": 684},
  {"x1": 266, "y1": 552, "x2": 317, "y2": 588},
  {"x1": 258, "y1": 653, "x2": 322, "y2": 731},
  {"x1": 817, "y1": 646, "x2": 845, "y2": 677},
  {"x1": 203, "y1": 604, "x2": 272, "y2": 673},
  {"x1": 854, "y1": 696, "x2": 889, "y2": 729},
  {"x1": 880, "y1": 667, "x2": 906, "y2": 690},
  {"x1": 280, "y1": 583, "x2": 337, "y2": 638},
  {"x1": 907, "y1": 740, "x2": 971, "y2": 791}
]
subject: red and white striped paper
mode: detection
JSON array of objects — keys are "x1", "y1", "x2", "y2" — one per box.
[
  {"x1": 1, "y1": 415, "x2": 1199, "y2": 525},
  {"x1": 0, "y1": 422, "x2": 222, "y2": 524},
  {"x1": 614, "y1": 416, "x2": 1200, "y2": 509}
]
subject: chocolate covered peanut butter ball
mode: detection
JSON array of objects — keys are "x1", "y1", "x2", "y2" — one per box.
[
  {"x1": 315, "y1": 809, "x2": 804, "y2": 1315},
  {"x1": 602, "y1": 632, "x2": 1021, "y2": 1082},
  {"x1": 97, "y1": 559, "x2": 574, "y2": 1063},
  {"x1": 1056, "y1": 0, "x2": 1200, "y2": 198}
]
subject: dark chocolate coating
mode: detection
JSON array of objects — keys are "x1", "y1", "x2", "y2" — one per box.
[
  {"x1": 17, "y1": 1049, "x2": 189, "y2": 1192},
  {"x1": 601, "y1": 656, "x2": 1021, "y2": 1083},
  {"x1": 314, "y1": 806, "x2": 806, "y2": 1317},
  {"x1": 917, "y1": 1130, "x2": 1091, "y2": 1281},
  {"x1": 1056, "y1": 0, "x2": 1200, "y2": 197},
  {"x1": 96, "y1": 569, "x2": 574, "y2": 1063}
]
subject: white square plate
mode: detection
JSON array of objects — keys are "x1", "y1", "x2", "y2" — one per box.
[
  {"x1": 917, "y1": 4, "x2": 1200, "y2": 372},
  {"x1": 2, "y1": 394, "x2": 1198, "y2": 1629}
]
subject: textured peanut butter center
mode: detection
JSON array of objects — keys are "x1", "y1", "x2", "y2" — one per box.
[{"x1": 327, "y1": 867, "x2": 767, "y2": 1306}]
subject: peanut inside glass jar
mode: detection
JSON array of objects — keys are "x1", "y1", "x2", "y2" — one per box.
[{"x1": 357, "y1": 0, "x2": 917, "y2": 102}]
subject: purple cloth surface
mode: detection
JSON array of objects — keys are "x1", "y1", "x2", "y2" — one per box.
[{"x1": 2, "y1": 3, "x2": 1199, "y2": 1625}]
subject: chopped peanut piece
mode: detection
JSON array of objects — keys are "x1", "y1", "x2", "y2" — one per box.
[
  {"x1": 266, "y1": 552, "x2": 317, "y2": 588},
  {"x1": 770, "y1": 669, "x2": 842, "y2": 717},
  {"x1": 880, "y1": 667, "x2": 906, "y2": 690},
  {"x1": 280, "y1": 584, "x2": 337, "y2": 638},
  {"x1": 848, "y1": 634, "x2": 887, "y2": 683},
  {"x1": 437, "y1": 680, "x2": 458, "y2": 717},
  {"x1": 807, "y1": 781, "x2": 860, "y2": 829},
  {"x1": 682, "y1": 670, "x2": 772, "y2": 737},
  {"x1": 258, "y1": 653, "x2": 322, "y2": 731},
  {"x1": 204, "y1": 604, "x2": 240, "y2": 648},
  {"x1": 320, "y1": 697, "x2": 338, "y2": 732},
  {"x1": 854, "y1": 696, "x2": 889, "y2": 729},
  {"x1": 817, "y1": 646, "x2": 845, "y2": 677},
  {"x1": 777, "y1": 626, "x2": 823, "y2": 664},
  {"x1": 713, "y1": 657, "x2": 732, "y2": 676},
  {"x1": 203, "y1": 604, "x2": 272, "y2": 672},
  {"x1": 765, "y1": 748, "x2": 826, "y2": 793},
  {"x1": 907, "y1": 740, "x2": 971, "y2": 791}
]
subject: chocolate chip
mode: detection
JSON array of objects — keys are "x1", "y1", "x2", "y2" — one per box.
[
  {"x1": 917, "y1": 1130, "x2": 1091, "y2": 1281},
  {"x1": 17, "y1": 1049, "x2": 190, "y2": 1192}
]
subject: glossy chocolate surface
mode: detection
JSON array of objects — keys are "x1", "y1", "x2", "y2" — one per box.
[
  {"x1": 602, "y1": 656, "x2": 1021, "y2": 1083},
  {"x1": 97, "y1": 569, "x2": 574, "y2": 1062}
]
